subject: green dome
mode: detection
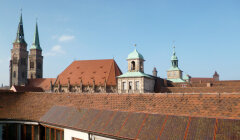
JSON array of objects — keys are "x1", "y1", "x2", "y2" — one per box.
[
  {"x1": 171, "y1": 55, "x2": 178, "y2": 60},
  {"x1": 127, "y1": 49, "x2": 144, "y2": 60}
]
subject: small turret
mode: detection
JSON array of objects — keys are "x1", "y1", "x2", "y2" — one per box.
[
  {"x1": 213, "y1": 71, "x2": 219, "y2": 81},
  {"x1": 152, "y1": 67, "x2": 158, "y2": 77}
]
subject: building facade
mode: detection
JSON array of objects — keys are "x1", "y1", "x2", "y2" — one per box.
[{"x1": 117, "y1": 49, "x2": 155, "y2": 93}]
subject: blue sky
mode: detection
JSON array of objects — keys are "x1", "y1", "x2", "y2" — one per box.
[{"x1": 0, "y1": 0, "x2": 240, "y2": 85}]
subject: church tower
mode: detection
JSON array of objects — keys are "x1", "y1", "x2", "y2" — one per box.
[
  {"x1": 127, "y1": 49, "x2": 145, "y2": 73},
  {"x1": 117, "y1": 47, "x2": 155, "y2": 93},
  {"x1": 10, "y1": 13, "x2": 28, "y2": 87},
  {"x1": 28, "y1": 22, "x2": 43, "y2": 79},
  {"x1": 167, "y1": 46, "x2": 185, "y2": 83}
]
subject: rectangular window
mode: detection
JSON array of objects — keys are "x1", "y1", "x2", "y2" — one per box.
[
  {"x1": 122, "y1": 82, "x2": 126, "y2": 90},
  {"x1": 129, "y1": 82, "x2": 132, "y2": 90},
  {"x1": 136, "y1": 81, "x2": 140, "y2": 90}
]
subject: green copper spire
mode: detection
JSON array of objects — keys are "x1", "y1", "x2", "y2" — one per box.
[
  {"x1": 30, "y1": 21, "x2": 42, "y2": 50},
  {"x1": 171, "y1": 46, "x2": 178, "y2": 68},
  {"x1": 15, "y1": 12, "x2": 26, "y2": 44}
]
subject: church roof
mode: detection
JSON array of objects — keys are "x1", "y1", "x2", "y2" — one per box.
[
  {"x1": 14, "y1": 13, "x2": 26, "y2": 44},
  {"x1": 118, "y1": 71, "x2": 153, "y2": 78},
  {"x1": 55, "y1": 59, "x2": 122, "y2": 86},
  {"x1": 171, "y1": 46, "x2": 178, "y2": 61},
  {"x1": 168, "y1": 66, "x2": 181, "y2": 71},
  {"x1": 127, "y1": 49, "x2": 144, "y2": 60},
  {"x1": 30, "y1": 22, "x2": 42, "y2": 50}
]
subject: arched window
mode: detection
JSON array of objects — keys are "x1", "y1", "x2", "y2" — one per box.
[
  {"x1": 131, "y1": 61, "x2": 135, "y2": 70},
  {"x1": 140, "y1": 62, "x2": 143, "y2": 71}
]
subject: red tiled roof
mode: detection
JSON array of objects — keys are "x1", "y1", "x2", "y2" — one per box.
[
  {"x1": 190, "y1": 77, "x2": 214, "y2": 83},
  {"x1": 28, "y1": 78, "x2": 56, "y2": 91},
  {"x1": 55, "y1": 59, "x2": 122, "y2": 86},
  {"x1": 40, "y1": 106, "x2": 240, "y2": 140},
  {"x1": 0, "y1": 92, "x2": 240, "y2": 121}
]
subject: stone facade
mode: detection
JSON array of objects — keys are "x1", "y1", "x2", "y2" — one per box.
[
  {"x1": 167, "y1": 70, "x2": 182, "y2": 79},
  {"x1": 28, "y1": 49, "x2": 43, "y2": 79},
  {"x1": 10, "y1": 14, "x2": 28, "y2": 87},
  {"x1": 117, "y1": 49, "x2": 155, "y2": 93}
]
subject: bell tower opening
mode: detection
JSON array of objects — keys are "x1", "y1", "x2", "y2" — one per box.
[{"x1": 131, "y1": 61, "x2": 135, "y2": 71}]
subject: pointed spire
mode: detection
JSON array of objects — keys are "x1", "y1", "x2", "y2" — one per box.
[
  {"x1": 31, "y1": 20, "x2": 42, "y2": 50},
  {"x1": 171, "y1": 45, "x2": 178, "y2": 68},
  {"x1": 15, "y1": 10, "x2": 26, "y2": 44},
  {"x1": 173, "y1": 46, "x2": 176, "y2": 56}
]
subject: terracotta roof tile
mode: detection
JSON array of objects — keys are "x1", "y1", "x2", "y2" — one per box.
[
  {"x1": 40, "y1": 106, "x2": 240, "y2": 140},
  {"x1": 186, "y1": 117, "x2": 216, "y2": 140},
  {"x1": 28, "y1": 78, "x2": 56, "y2": 91},
  {"x1": 190, "y1": 78, "x2": 214, "y2": 83},
  {"x1": 55, "y1": 59, "x2": 122, "y2": 86},
  {"x1": 0, "y1": 93, "x2": 240, "y2": 122}
]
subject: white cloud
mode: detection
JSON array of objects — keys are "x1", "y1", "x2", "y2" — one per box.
[
  {"x1": 58, "y1": 35, "x2": 75, "y2": 42},
  {"x1": 44, "y1": 45, "x2": 65, "y2": 57}
]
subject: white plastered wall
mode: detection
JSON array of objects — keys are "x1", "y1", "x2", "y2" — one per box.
[{"x1": 64, "y1": 128, "x2": 89, "y2": 140}]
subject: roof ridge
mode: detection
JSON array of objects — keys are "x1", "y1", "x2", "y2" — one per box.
[{"x1": 74, "y1": 59, "x2": 114, "y2": 62}]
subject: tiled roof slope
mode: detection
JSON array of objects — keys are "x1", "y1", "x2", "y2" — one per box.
[
  {"x1": 55, "y1": 59, "x2": 122, "y2": 86},
  {"x1": 0, "y1": 93, "x2": 240, "y2": 121},
  {"x1": 190, "y1": 78, "x2": 214, "y2": 83},
  {"x1": 161, "y1": 86, "x2": 240, "y2": 93},
  {"x1": 40, "y1": 106, "x2": 240, "y2": 140},
  {"x1": 28, "y1": 78, "x2": 56, "y2": 91}
]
